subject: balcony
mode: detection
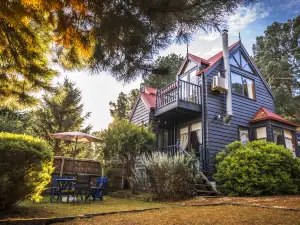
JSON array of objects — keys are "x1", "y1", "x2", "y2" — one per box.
[{"x1": 155, "y1": 79, "x2": 202, "y2": 116}]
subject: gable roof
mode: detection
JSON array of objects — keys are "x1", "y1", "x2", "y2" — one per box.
[
  {"x1": 140, "y1": 87, "x2": 156, "y2": 110},
  {"x1": 250, "y1": 107, "x2": 298, "y2": 127},
  {"x1": 199, "y1": 40, "x2": 240, "y2": 74}
]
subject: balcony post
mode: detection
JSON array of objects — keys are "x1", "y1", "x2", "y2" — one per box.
[{"x1": 177, "y1": 77, "x2": 180, "y2": 103}]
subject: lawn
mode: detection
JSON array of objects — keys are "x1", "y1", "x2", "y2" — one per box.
[
  {"x1": 57, "y1": 205, "x2": 300, "y2": 225},
  {"x1": 0, "y1": 196, "x2": 167, "y2": 221},
  {"x1": 1, "y1": 195, "x2": 300, "y2": 224},
  {"x1": 180, "y1": 195, "x2": 300, "y2": 209}
]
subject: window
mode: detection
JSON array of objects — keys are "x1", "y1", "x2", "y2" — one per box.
[
  {"x1": 178, "y1": 122, "x2": 202, "y2": 152},
  {"x1": 231, "y1": 72, "x2": 255, "y2": 99},
  {"x1": 256, "y1": 126, "x2": 267, "y2": 140},
  {"x1": 243, "y1": 77, "x2": 255, "y2": 99},
  {"x1": 230, "y1": 50, "x2": 254, "y2": 73},
  {"x1": 284, "y1": 129, "x2": 296, "y2": 156},
  {"x1": 231, "y1": 73, "x2": 243, "y2": 95},
  {"x1": 190, "y1": 122, "x2": 202, "y2": 151},
  {"x1": 190, "y1": 69, "x2": 198, "y2": 84},
  {"x1": 158, "y1": 128, "x2": 169, "y2": 148},
  {"x1": 272, "y1": 127, "x2": 296, "y2": 156},
  {"x1": 273, "y1": 127, "x2": 284, "y2": 145},
  {"x1": 239, "y1": 127, "x2": 249, "y2": 145},
  {"x1": 179, "y1": 126, "x2": 188, "y2": 150}
]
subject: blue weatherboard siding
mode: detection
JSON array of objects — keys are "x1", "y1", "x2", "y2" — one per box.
[
  {"x1": 130, "y1": 98, "x2": 150, "y2": 126},
  {"x1": 204, "y1": 44, "x2": 275, "y2": 172}
]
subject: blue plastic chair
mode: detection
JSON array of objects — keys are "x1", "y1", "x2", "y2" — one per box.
[{"x1": 91, "y1": 177, "x2": 108, "y2": 201}]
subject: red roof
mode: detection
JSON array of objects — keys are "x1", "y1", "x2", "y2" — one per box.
[
  {"x1": 250, "y1": 107, "x2": 298, "y2": 127},
  {"x1": 202, "y1": 41, "x2": 240, "y2": 73},
  {"x1": 141, "y1": 87, "x2": 156, "y2": 110},
  {"x1": 188, "y1": 53, "x2": 210, "y2": 65}
]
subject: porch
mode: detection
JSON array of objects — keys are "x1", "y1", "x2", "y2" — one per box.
[
  {"x1": 155, "y1": 79, "x2": 202, "y2": 116},
  {"x1": 154, "y1": 118, "x2": 204, "y2": 169}
]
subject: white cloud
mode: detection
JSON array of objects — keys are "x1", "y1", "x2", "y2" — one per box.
[
  {"x1": 198, "y1": 3, "x2": 270, "y2": 41},
  {"x1": 199, "y1": 32, "x2": 220, "y2": 41},
  {"x1": 228, "y1": 4, "x2": 269, "y2": 34}
]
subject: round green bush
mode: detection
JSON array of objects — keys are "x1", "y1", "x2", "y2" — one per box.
[
  {"x1": 0, "y1": 132, "x2": 53, "y2": 210},
  {"x1": 214, "y1": 140, "x2": 300, "y2": 196}
]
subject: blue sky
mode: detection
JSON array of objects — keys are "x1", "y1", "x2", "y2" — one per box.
[{"x1": 55, "y1": 0, "x2": 300, "y2": 131}]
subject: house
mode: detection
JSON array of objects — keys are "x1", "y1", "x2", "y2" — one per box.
[{"x1": 130, "y1": 30, "x2": 299, "y2": 176}]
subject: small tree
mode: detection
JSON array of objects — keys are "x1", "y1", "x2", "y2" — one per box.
[
  {"x1": 102, "y1": 120, "x2": 155, "y2": 193},
  {"x1": 214, "y1": 140, "x2": 300, "y2": 196}
]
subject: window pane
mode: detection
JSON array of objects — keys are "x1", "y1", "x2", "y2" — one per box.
[
  {"x1": 284, "y1": 129, "x2": 296, "y2": 156},
  {"x1": 231, "y1": 73, "x2": 243, "y2": 95},
  {"x1": 273, "y1": 127, "x2": 284, "y2": 145},
  {"x1": 190, "y1": 69, "x2": 198, "y2": 84},
  {"x1": 243, "y1": 77, "x2": 255, "y2": 99},
  {"x1": 243, "y1": 64, "x2": 254, "y2": 73},
  {"x1": 233, "y1": 51, "x2": 241, "y2": 66},
  {"x1": 230, "y1": 57, "x2": 239, "y2": 67},
  {"x1": 256, "y1": 127, "x2": 267, "y2": 140},
  {"x1": 239, "y1": 127, "x2": 249, "y2": 145}
]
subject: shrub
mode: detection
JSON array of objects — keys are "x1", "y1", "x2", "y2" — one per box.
[
  {"x1": 214, "y1": 140, "x2": 300, "y2": 196},
  {"x1": 0, "y1": 132, "x2": 53, "y2": 210},
  {"x1": 143, "y1": 153, "x2": 196, "y2": 201}
]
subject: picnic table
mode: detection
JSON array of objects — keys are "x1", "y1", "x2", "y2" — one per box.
[
  {"x1": 50, "y1": 177, "x2": 76, "y2": 203},
  {"x1": 50, "y1": 176, "x2": 108, "y2": 203}
]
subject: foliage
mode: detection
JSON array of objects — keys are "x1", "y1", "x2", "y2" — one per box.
[
  {"x1": 109, "y1": 89, "x2": 139, "y2": 119},
  {"x1": 0, "y1": 132, "x2": 53, "y2": 210},
  {"x1": 0, "y1": 108, "x2": 35, "y2": 135},
  {"x1": 102, "y1": 119, "x2": 155, "y2": 192},
  {"x1": 1, "y1": 1, "x2": 253, "y2": 102},
  {"x1": 32, "y1": 78, "x2": 92, "y2": 156},
  {"x1": 143, "y1": 153, "x2": 196, "y2": 201},
  {"x1": 0, "y1": 0, "x2": 57, "y2": 108},
  {"x1": 214, "y1": 140, "x2": 300, "y2": 196},
  {"x1": 142, "y1": 53, "x2": 184, "y2": 89},
  {"x1": 253, "y1": 15, "x2": 300, "y2": 122}
]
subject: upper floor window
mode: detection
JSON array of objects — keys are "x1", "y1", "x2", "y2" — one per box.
[
  {"x1": 180, "y1": 68, "x2": 198, "y2": 84},
  {"x1": 230, "y1": 50, "x2": 254, "y2": 74},
  {"x1": 231, "y1": 72, "x2": 255, "y2": 99}
]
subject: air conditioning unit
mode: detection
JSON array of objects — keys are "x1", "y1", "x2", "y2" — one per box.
[{"x1": 212, "y1": 76, "x2": 228, "y2": 93}]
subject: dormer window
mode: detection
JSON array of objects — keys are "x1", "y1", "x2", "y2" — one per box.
[{"x1": 230, "y1": 50, "x2": 254, "y2": 74}]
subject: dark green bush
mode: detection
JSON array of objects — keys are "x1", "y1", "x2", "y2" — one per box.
[
  {"x1": 214, "y1": 140, "x2": 300, "y2": 196},
  {"x1": 144, "y1": 153, "x2": 196, "y2": 201},
  {"x1": 0, "y1": 132, "x2": 53, "y2": 210}
]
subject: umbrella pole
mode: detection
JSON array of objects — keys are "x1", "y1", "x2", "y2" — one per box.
[{"x1": 71, "y1": 136, "x2": 78, "y2": 177}]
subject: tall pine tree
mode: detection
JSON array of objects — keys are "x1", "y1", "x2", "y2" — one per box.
[
  {"x1": 33, "y1": 78, "x2": 92, "y2": 156},
  {"x1": 253, "y1": 15, "x2": 300, "y2": 121},
  {"x1": 0, "y1": 0, "x2": 254, "y2": 106}
]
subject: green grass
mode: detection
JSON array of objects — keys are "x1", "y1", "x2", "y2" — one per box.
[{"x1": 0, "y1": 196, "x2": 167, "y2": 221}]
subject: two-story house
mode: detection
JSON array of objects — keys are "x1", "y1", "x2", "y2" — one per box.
[{"x1": 130, "y1": 30, "x2": 299, "y2": 176}]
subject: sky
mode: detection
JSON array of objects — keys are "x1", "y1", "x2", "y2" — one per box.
[{"x1": 54, "y1": 0, "x2": 300, "y2": 131}]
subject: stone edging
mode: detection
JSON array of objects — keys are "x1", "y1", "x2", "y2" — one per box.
[{"x1": 0, "y1": 207, "x2": 161, "y2": 225}]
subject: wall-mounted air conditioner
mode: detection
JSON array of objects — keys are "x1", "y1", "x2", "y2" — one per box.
[{"x1": 212, "y1": 76, "x2": 228, "y2": 92}]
